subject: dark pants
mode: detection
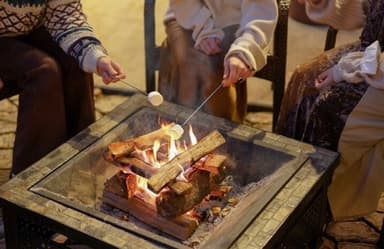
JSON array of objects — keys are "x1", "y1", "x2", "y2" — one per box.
[{"x1": 0, "y1": 28, "x2": 95, "y2": 175}]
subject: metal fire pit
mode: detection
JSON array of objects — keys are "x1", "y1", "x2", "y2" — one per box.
[{"x1": 0, "y1": 94, "x2": 338, "y2": 249}]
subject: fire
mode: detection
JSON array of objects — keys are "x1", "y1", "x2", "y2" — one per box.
[
  {"x1": 130, "y1": 123, "x2": 198, "y2": 204},
  {"x1": 136, "y1": 123, "x2": 197, "y2": 168},
  {"x1": 168, "y1": 136, "x2": 178, "y2": 161},
  {"x1": 135, "y1": 174, "x2": 158, "y2": 206},
  {"x1": 189, "y1": 125, "x2": 197, "y2": 145},
  {"x1": 153, "y1": 139, "x2": 161, "y2": 162},
  {"x1": 176, "y1": 163, "x2": 188, "y2": 182}
]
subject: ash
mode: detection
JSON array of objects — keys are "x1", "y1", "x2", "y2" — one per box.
[{"x1": 182, "y1": 175, "x2": 271, "y2": 248}]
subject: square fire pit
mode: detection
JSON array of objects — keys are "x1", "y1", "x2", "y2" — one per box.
[{"x1": 0, "y1": 94, "x2": 338, "y2": 249}]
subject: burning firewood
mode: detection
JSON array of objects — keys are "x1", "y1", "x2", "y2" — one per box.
[
  {"x1": 105, "y1": 123, "x2": 181, "y2": 159},
  {"x1": 102, "y1": 127, "x2": 229, "y2": 240},
  {"x1": 103, "y1": 173, "x2": 198, "y2": 240},
  {"x1": 193, "y1": 154, "x2": 227, "y2": 175},
  {"x1": 156, "y1": 168, "x2": 211, "y2": 217},
  {"x1": 147, "y1": 130, "x2": 226, "y2": 193},
  {"x1": 155, "y1": 154, "x2": 229, "y2": 217},
  {"x1": 169, "y1": 181, "x2": 192, "y2": 195},
  {"x1": 104, "y1": 156, "x2": 159, "y2": 178}
]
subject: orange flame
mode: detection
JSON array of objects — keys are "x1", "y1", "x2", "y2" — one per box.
[
  {"x1": 175, "y1": 163, "x2": 188, "y2": 182},
  {"x1": 135, "y1": 174, "x2": 158, "y2": 206},
  {"x1": 189, "y1": 125, "x2": 197, "y2": 145},
  {"x1": 129, "y1": 122, "x2": 199, "y2": 205},
  {"x1": 133, "y1": 122, "x2": 198, "y2": 169}
]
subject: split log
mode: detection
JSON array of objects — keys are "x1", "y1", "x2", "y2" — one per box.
[
  {"x1": 147, "y1": 130, "x2": 226, "y2": 193},
  {"x1": 103, "y1": 174, "x2": 198, "y2": 240},
  {"x1": 206, "y1": 154, "x2": 228, "y2": 184},
  {"x1": 156, "y1": 169, "x2": 211, "y2": 217},
  {"x1": 156, "y1": 154, "x2": 228, "y2": 217},
  {"x1": 105, "y1": 124, "x2": 177, "y2": 158},
  {"x1": 194, "y1": 154, "x2": 227, "y2": 175},
  {"x1": 115, "y1": 156, "x2": 159, "y2": 178},
  {"x1": 125, "y1": 174, "x2": 137, "y2": 198},
  {"x1": 169, "y1": 181, "x2": 192, "y2": 195},
  {"x1": 104, "y1": 171, "x2": 130, "y2": 198}
]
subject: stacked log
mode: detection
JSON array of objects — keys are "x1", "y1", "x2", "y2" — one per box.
[{"x1": 102, "y1": 129, "x2": 228, "y2": 240}]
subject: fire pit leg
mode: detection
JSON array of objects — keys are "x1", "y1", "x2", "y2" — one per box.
[{"x1": 2, "y1": 206, "x2": 22, "y2": 249}]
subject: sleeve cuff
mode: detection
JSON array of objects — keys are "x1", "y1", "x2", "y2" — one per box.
[
  {"x1": 331, "y1": 64, "x2": 344, "y2": 83},
  {"x1": 226, "y1": 38, "x2": 268, "y2": 72},
  {"x1": 81, "y1": 45, "x2": 108, "y2": 73}
]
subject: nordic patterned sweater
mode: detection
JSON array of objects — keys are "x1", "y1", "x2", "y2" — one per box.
[{"x1": 0, "y1": 0, "x2": 107, "y2": 73}]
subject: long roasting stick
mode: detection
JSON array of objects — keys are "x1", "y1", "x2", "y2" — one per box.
[
  {"x1": 182, "y1": 83, "x2": 223, "y2": 126},
  {"x1": 182, "y1": 78, "x2": 245, "y2": 126}
]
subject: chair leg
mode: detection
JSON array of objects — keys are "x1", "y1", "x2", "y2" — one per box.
[{"x1": 272, "y1": 79, "x2": 285, "y2": 132}]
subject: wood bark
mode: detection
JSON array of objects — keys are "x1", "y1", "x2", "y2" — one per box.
[
  {"x1": 147, "y1": 130, "x2": 226, "y2": 193},
  {"x1": 155, "y1": 154, "x2": 228, "y2": 217},
  {"x1": 104, "y1": 156, "x2": 159, "y2": 178},
  {"x1": 106, "y1": 125, "x2": 177, "y2": 158},
  {"x1": 156, "y1": 169, "x2": 211, "y2": 217},
  {"x1": 103, "y1": 173, "x2": 198, "y2": 240},
  {"x1": 169, "y1": 181, "x2": 192, "y2": 195}
]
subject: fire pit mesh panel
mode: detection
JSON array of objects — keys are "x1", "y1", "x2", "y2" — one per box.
[{"x1": 30, "y1": 107, "x2": 308, "y2": 248}]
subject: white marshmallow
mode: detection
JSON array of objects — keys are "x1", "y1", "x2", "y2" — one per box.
[
  {"x1": 147, "y1": 91, "x2": 164, "y2": 106},
  {"x1": 167, "y1": 124, "x2": 184, "y2": 140}
]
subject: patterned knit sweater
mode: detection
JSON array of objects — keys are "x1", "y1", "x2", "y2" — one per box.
[{"x1": 0, "y1": 0, "x2": 107, "y2": 73}]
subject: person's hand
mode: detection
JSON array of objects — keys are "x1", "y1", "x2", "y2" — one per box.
[
  {"x1": 0, "y1": 77, "x2": 3, "y2": 91},
  {"x1": 222, "y1": 55, "x2": 254, "y2": 87},
  {"x1": 196, "y1": 37, "x2": 222, "y2": 55},
  {"x1": 96, "y1": 56, "x2": 126, "y2": 84},
  {"x1": 315, "y1": 69, "x2": 335, "y2": 89}
]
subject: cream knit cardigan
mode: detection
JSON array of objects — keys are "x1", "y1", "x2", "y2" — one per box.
[
  {"x1": 305, "y1": 0, "x2": 384, "y2": 88},
  {"x1": 163, "y1": 0, "x2": 278, "y2": 72}
]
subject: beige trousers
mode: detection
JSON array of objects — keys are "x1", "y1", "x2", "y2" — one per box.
[{"x1": 328, "y1": 86, "x2": 384, "y2": 220}]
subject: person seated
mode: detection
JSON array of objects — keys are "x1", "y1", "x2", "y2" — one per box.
[
  {"x1": 158, "y1": 0, "x2": 278, "y2": 122},
  {"x1": 0, "y1": 0, "x2": 125, "y2": 176},
  {"x1": 276, "y1": 0, "x2": 384, "y2": 220}
]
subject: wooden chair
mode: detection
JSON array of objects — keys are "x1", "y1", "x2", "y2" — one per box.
[{"x1": 144, "y1": 0, "x2": 290, "y2": 131}]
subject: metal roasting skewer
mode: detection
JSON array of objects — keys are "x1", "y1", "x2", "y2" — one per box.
[
  {"x1": 118, "y1": 79, "x2": 148, "y2": 96},
  {"x1": 182, "y1": 78, "x2": 244, "y2": 126},
  {"x1": 182, "y1": 83, "x2": 223, "y2": 126}
]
